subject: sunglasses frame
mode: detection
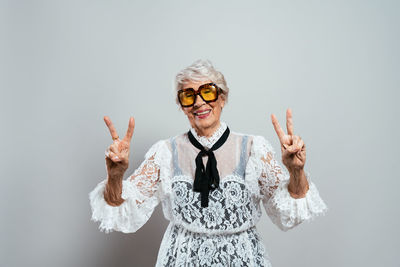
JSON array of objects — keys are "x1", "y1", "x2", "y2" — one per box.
[{"x1": 177, "y1": 82, "x2": 222, "y2": 107}]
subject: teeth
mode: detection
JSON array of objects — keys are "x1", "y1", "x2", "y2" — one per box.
[{"x1": 195, "y1": 110, "x2": 211, "y2": 115}]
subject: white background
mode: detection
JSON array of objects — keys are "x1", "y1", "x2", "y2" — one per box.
[{"x1": 2, "y1": 0, "x2": 399, "y2": 266}]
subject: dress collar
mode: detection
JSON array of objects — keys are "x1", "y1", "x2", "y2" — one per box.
[{"x1": 189, "y1": 121, "x2": 228, "y2": 150}]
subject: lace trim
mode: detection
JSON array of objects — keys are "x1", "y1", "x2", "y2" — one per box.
[
  {"x1": 89, "y1": 139, "x2": 172, "y2": 233},
  {"x1": 264, "y1": 172, "x2": 328, "y2": 231},
  {"x1": 189, "y1": 121, "x2": 227, "y2": 149},
  {"x1": 245, "y1": 135, "x2": 328, "y2": 232},
  {"x1": 89, "y1": 179, "x2": 159, "y2": 233}
]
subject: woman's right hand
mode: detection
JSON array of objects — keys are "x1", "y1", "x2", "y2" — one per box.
[{"x1": 104, "y1": 116, "x2": 135, "y2": 180}]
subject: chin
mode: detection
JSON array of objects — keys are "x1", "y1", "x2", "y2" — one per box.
[
  {"x1": 194, "y1": 120, "x2": 211, "y2": 128},
  {"x1": 194, "y1": 117, "x2": 217, "y2": 128}
]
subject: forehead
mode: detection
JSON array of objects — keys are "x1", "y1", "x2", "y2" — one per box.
[{"x1": 182, "y1": 79, "x2": 213, "y2": 89}]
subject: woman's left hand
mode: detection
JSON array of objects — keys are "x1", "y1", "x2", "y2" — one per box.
[{"x1": 270, "y1": 108, "x2": 306, "y2": 172}]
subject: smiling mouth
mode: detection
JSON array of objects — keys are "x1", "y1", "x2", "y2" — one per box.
[{"x1": 194, "y1": 110, "x2": 211, "y2": 116}]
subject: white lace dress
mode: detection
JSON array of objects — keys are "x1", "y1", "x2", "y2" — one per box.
[{"x1": 89, "y1": 122, "x2": 328, "y2": 266}]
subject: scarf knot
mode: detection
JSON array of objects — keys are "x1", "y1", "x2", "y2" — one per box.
[{"x1": 188, "y1": 127, "x2": 230, "y2": 207}]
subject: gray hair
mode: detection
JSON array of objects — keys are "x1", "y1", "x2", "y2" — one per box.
[{"x1": 174, "y1": 59, "x2": 229, "y2": 106}]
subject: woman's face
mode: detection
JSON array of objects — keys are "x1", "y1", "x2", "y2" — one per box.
[{"x1": 180, "y1": 80, "x2": 225, "y2": 136}]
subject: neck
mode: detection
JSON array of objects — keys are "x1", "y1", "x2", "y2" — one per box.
[{"x1": 192, "y1": 121, "x2": 221, "y2": 138}]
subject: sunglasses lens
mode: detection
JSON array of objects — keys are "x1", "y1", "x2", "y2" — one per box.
[
  {"x1": 178, "y1": 84, "x2": 219, "y2": 107},
  {"x1": 200, "y1": 84, "x2": 218, "y2": 101},
  {"x1": 179, "y1": 90, "x2": 195, "y2": 106}
]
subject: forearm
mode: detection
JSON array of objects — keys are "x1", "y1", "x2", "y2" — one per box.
[
  {"x1": 104, "y1": 172, "x2": 125, "y2": 206},
  {"x1": 287, "y1": 168, "x2": 309, "y2": 199}
]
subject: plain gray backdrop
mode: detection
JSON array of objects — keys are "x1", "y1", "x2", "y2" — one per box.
[{"x1": 2, "y1": 0, "x2": 399, "y2": 266}]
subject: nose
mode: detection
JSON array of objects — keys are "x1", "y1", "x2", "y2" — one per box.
[{"x1": 193, "y1": 94, "x2": 206, "y2": 108}]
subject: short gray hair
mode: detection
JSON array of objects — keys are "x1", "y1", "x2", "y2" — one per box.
[{"x1": 174, "y1": 59, "x2": 229, "y2": 106}]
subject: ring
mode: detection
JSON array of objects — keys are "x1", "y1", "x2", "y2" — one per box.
[{"x1": 113, "y1": 136, "x2": 119, "y2": 141}]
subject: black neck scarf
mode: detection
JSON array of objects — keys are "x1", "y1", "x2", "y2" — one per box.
[{"x1": 187, "y1": 126, "x2": 230, "y2": 208}]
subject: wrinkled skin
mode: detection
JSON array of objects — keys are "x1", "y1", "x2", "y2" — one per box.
[
  {"x1": 271, "y1": 108, "x2": 309, "y2": 198},
  {"x1": 180, "y1": 79, "x2": 226, "y2": 137},
  {"x1": 103, "y1": 116, "x2": 135, "y2": 206}
]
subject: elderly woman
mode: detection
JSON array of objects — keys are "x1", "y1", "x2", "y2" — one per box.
[{"x1": 89, "y1": 59, "x2": 328, "y2": 266}]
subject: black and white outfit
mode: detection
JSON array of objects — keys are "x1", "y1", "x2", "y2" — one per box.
[{"x1": 89, "y1": 122, "x2": 328, "y2": 266}]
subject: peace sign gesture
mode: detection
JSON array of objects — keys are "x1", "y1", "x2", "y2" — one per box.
[
  {"x1": 104, "y1": 116, "x2": 135, "y2": 177},
  {"x1": 271, "y1": 108, "x2": 306, "y2": 172}
]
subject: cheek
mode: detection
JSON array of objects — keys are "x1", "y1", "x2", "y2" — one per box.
[
  {"x1": 212, "y1": 103, "x2": 223, "y2": 113},
  {"x1": 184, "y1": 110, "x2": 194, "y2": 119},
  {"x1": 182, "y1": 108, "x2": 191, "y2": 115}
]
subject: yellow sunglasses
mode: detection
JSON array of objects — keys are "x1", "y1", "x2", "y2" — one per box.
[{"x1": 178, "y1": 83, "x2": 222, "y2": 107}]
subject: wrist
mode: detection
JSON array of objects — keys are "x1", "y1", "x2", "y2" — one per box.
[
  {"x1": 104, "y1": 177, "x2": 125, "y2": 206},
  {"x1": 107, "y1": 174, "x2": 123, "y2": 184},
  {"x1": 107, "y1": 169, "x2": 125, "y2": 182},
  {"x1": 288, "y1": 168, "x2": 309, "y2": 198},
  {"x1": 287, "y1": 166, "x2": 304, "y2": 175}
]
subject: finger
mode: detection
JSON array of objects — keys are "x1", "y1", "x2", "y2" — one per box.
[
  {"x1": 104, "y1": 116, "x2": 119, "y2": 141},
  {"x1": 108, "y1": 151, "x2": 122, "y2": 162},
  {"x1": 301, "y1": 141, "x2": 306, "y2": 151},
  {"x1": 297, "y1": 137, "x2": 304, "y2": 151},
  {"x1": 105, "y1": 148, "x2": 114, "y2": 158},
  {"x1": 123, "y1": 117, "x2": 135, "y2": 142},
  {"x1": 284, "y1": 135, "x2": 297, "y2": 153},
  {"x1": 292, "y1": 135, "x2": 301, "y2": 152},
  {"x1": 271, "y1": 114, "x2": 285, "y2": 143},
  {"x1": 109, "y1": 143, "x2": 119, "y2": 154},
  {"x1": 286, "y1": 145, "x2": 297, "y2": 154},
  {"x1": 286, "y1": 108, "x2": 294, "y2": 136}
]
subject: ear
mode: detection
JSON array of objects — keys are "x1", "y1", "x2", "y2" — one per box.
[{"x1": 220, "y1": 96, "x2": 225, "y2": 109}]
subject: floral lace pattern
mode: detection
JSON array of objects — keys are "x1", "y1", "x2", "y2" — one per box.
[
  {"x1": 156, "y1": 224, "x2": 271, "y2": 267},
  {"x1": 89, "y1": 140, "x2": 167, "y2": 233},
  {"x1": 170, "y1": 175, "x2": 260, "y2": 234},
  {"x1": 89, "y1": 129, "x2": 328, "y2": 266},
  {"x1": 247, "y1": 135, "x2": 328, "y2": 231}
]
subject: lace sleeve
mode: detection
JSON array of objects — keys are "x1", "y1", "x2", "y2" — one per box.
[
  {"x1": 89, "y1": 140, "x2": 168, "y2": 233},
  {"x1": 252, "y1": 136, "x2": 328, "y2": 232}
]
